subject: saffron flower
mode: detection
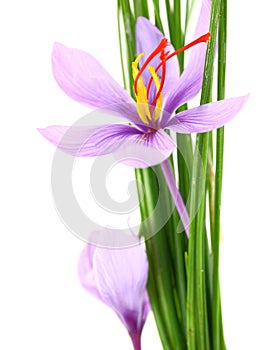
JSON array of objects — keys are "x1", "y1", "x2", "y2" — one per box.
[
  {"x1": 78, "y1": 231, "x2": 149, "y2": 350},
  {"x1": 39, "y1": 0, "x2": 247, "y2": 234},
  {"x1": 39, "y1": 0, "x2": 246, "y2": 165}
]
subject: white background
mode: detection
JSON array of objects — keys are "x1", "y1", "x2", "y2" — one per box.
[{"x1": 1, "y1": 0, "x2": 255, "y2": 349}]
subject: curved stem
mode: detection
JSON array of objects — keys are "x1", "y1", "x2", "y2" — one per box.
[{"x1": 160, "y1": 158, "x2": 190, "y2": 237}]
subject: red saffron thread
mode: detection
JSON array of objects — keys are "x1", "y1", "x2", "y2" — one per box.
[
  {"x1": 133, "y1": 38, "x2": 168, "y2": 96},
  {"x1": 134, "y1": 32, "x2": 211, "y2": 110}
]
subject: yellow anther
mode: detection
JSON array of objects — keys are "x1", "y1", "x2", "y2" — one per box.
[
  {"x1": 132, "y1": 54, "x2": 151, "y2": 124},
  {"x1": 147, "y1": 66, "x2": 162, "y2": 121}
]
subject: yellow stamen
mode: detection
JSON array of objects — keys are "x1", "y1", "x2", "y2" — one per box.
[
  {"x1": 148, "y1": 66, "x2": 162, "y2": 121},
  {"x1": 132, "y1": 53, "x2": 151, "y2": 124}
]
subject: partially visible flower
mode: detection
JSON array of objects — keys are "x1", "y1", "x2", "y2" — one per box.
[{"x1": 78, "y1": 231, "x2": 149, "y2": 350}]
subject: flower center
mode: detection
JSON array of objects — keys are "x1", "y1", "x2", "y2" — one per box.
[{"x1": 133, "y1": 32, "x2": 211, "y2": 125}]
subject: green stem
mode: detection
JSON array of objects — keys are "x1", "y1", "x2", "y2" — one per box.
[
  {"x1": 136, "y1": 167, "x2": 186, "y2": 349},
  {"x1": 135, "y1": 171, "x2": 171, "y2": 349},
  {"x1": 185, "y1": 0, "x2": 196, "y2": 35},
  {"x1": 187, "y1": 0, "x2": 222, "y2": 349},
  {"x1": 166, "y1": 205, "x2": 187, "y2": 338},
  {"x1": 212, "y1": 0, "x2": 227, "y2": 348},
  {"x1": 117, "y1": 1, "x2": 128, "y2": 90},
  {"x1": 152, "y1": 0, "x2": 165, "y2": 33},
  {"x1": 173, "y1": 0, "x2": 184, "y2": 67},
  {"x1": 133, "y1": 0, "x2": 149, "y2": 19},
  {"x1": 160, "y1": 159, "x2": 189, "y2": 337},
  {"x1": 187, "y1": 134, "x2": 210, "y2": 350},
  {"x1": 207, "y1": 131, "x2": 215, "y2": 245},
  {"x1": 176, "y1": 132, "x2": 193, "y2": 204},
  {"x1": 118, "y1": 0, "x2": 135, "y2": 92},
  {"x1": 164, "y1": 156, "x2": 188, "y2": 337},
  {"x1": 165, "y1": 0, "x2": 174, "y2": 41}
]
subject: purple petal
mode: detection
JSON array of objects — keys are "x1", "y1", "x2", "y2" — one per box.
[
  {"x1": 38, "y1": 124, "x2": 98, "y2": 155},
  {"x1": 136, "y1": 17, "x2": 180, "y2": 103},
  {"x1": 78, "y1": 229, "x2": 135, "y2": 301},
  {"x1": 163, "y1": 0, "x2": 211, "y2": 116},
  {"x1": 52, "y1": 43, "x2": 140, "y2": 124},
  {"x1": 113, "y1": 128, "x2": 176, "y2": 168},
  {"x1": 136, "y1": 17, "x2": 164, "y2": 62},
  {"x1": 93, "y1": 240, "x2": 149, "y2": 336},
  {"x1": 38, "y1": 124, "x2": 143, "y2": 156},
  {"x1": 78, "y1": 243, "x2": 102, "y2": 301},
  {"x1": 38, "y1": 124, "x2": 176, "y2": 168},
  {"x1": 168, "y1": 95, "x2": 249, "y2": 133}
]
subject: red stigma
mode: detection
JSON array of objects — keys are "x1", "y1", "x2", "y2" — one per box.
[
  {"x1": 135, "y1": 32, "x2": 211, "y2": 111},
  {"x1": 133, "y1": 38, "x2": 169, "y2": 96},
  {"x1": 163, "y1": 32, "x2": 210, "y2": 62}
]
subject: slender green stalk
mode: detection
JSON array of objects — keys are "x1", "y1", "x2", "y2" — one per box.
[
  {"x1": 137, "y1": 167, "x2": 186, "y2": 349},
  {"x1": 152, "y1": 0, "x2": 165, "y2": 33},
  {"x1": 187, "y1": 135, "x2": 210, "y2": 350},
  {"x1": 160, "y1": 159, "x2": 188, "y2": 336},
  {"x1": 118, "y1": 0, "x2": 135, "y2": 91},
  {"x1": 212, "y1": 0, "x2": 227, "y2": 348},
  {"x1": 166, "y1": 206, "x2": 187, "y2": 338},
  {"x1": 135, "y1": 171, "x2": 172, "y2": 349},
  {"x1": 165, "y1": 0, "x2": 174, "y2": 41},
  {"x1": 200, "y1": 6, "x2": 220, "y2": 105},
  {"x1": 117, "y1": 1, "x2": 128, "y2": 90},
  {"x1": 196, "y1": 4, "x2": 222, "y2": 348},
  {"x1": 145, "y1": 241, "x2": 173, "y2": 349},
  {"x1": 133, "y1": 0, "x2": 149, "y2": 18},
  {"x1": 173, "y1": 0, "x2": 184, "y2": 67},
  {"x1": 185, "y1": 0, "x2": 196, "y2": 35},
  {"x1": 176, "y1": 133, "x2": 193, "y2": 204},
  {"x1": 185, "y1": 0, "x2": 189, "y2": 35},
  {"x1": 187, "y1": 0, "x2": 222, "y2": 349},
  {"x1": 207, "y1": 131, "x2": 215, "y2": 245}
]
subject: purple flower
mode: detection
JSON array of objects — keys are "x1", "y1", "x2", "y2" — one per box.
[
  {"x1": 39, "y1": 0, "x2": 247, "y2": 168},
  {"x1": 78, "y1": 231, "x2": 149, "y2": 350}
]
